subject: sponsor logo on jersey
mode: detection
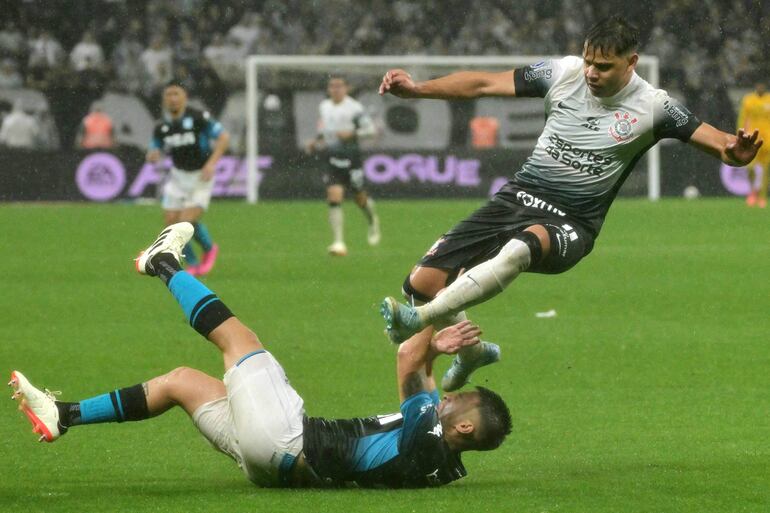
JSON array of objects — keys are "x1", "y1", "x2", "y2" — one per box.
[
  {"x1": 545, "y1": 133, "x2": 612, "y2": 176},
  {"x1": 557, "y1": 100, "x2": 577, "y2": 111},
  {"x1": 608, "y1": 111, "x2": 638, "y2": 142},
  {"x1": 163, "y1": 132, "x2": 196, "y2": 148},
  {"x1": 662, "y1": 99, "x2": 689, "y2": 128},
  {"x1": 516, "y1": 190, "x2": 566, "y2": 216},
  {"x1": 428, "y1": 423, "x2": 443, "y2": 438},
  {"x1": 182, "y1": 117, "x2": 193, "y2": 129},
  {"x1": 524, "y1": 66, "x2": 552, "y2": 82},
  {"x1": 425, "y1": 468, "x2": 441, "y2": 485},
  {"x1": 581, "y1": 117, "x2": 601, "y2": 131}
]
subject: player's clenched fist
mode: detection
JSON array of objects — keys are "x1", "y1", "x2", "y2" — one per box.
[{"x1": 378, "y1": 69, "x2": 418, "y2": 98}]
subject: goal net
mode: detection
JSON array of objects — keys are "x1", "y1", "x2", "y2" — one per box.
[{"x1": 244, "y1": 55, "x2": 660, "y2": 204}]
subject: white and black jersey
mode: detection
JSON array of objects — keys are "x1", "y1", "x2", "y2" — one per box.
[
  {"x1": 318, "y1": 96, "x2": 376, "y2": 162},
  {"x1": 500, "y1": 56, "x2": 702, "y2": 236}
]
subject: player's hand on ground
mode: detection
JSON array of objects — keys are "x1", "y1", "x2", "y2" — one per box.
[
  {"x1": 378, "y1": 69, "x2": 417, "y2": 98},
  {"x1": 726, "y1": 128, "x2": 763, "y2": 166},
  {"x1": 432, "y1": 320, "x2": 481, "y2": 354},
  {"x1": 146, "y1": 149, "x2": 161, "y2": 163},
  {"x1": 201, "y1": 162, "x2": 216, "y2": 181}
]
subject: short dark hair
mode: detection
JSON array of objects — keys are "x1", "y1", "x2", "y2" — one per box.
[
  {"x1": 164, "y1": 79, "x2": 187, "y2": 91},
  {"x1": 473, "y1": 386, "x2": 512, "y2": 451},
  {"x1": 328, "y1": 73, "x2": 347, "y2": 84},
  {"x1": 584, "y1": 16, "x2": 639, "y2": 57}
]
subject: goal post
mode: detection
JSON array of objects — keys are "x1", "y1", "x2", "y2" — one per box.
[{"x1": 245, "y1": 54, "x2": 661, "y2": 204}]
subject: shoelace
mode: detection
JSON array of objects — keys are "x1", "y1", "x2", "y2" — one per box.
[{"x1": 44, "y1": 388, "x2": 62, "y2": 401}]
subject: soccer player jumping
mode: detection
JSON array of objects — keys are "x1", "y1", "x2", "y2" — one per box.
[
  {"x1": 10, "y1": 223, "x2": 511, "y2": 488},
  {"x1": 377, "y1": 16, "x2": 763, "y2": 391}
]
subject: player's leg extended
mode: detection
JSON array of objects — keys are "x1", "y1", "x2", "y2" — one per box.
[
  {"x1": 178, "y1": 206, "x2": 219, "y2": 275},
  {"x1": 382, "y1": 226, "x2": 549, "y2": 340},
  {"x1": 327, "y1": 184, "x2": 347, "y2": 256},
  {"x1": 136, "y1": 222, "x2": 264, "y2": 369},
  {"x1": 8, "y1": 367, "x2": 224, "y2": 442},
  {"x1": 403, "y1": 268, "x2": 500, "y2": 391},
  {"x1": 354, "y1": 190, "x2": 380, "y2": 246}
]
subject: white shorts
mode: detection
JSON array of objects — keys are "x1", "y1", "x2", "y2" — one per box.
[
  {"x1": 162, "y1": 167, "x2": 214, "y2": 211},
  {"x1": 192, "y1": 350, "x2": 305, "y2": 486}
]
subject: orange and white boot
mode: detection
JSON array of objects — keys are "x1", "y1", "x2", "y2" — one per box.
[{"x1": 9, "y1": 371, "x2": 66, "y2": 442}]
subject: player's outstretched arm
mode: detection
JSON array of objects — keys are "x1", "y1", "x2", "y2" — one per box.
[
  {"x1": 379, "y1": 69, "x2": 517, "y2": 100},
  {"x1": 688, "y1": 124, "x2": 763, "y2": 167},
  {"x1": 396, "y1": 321, "x2": 481, "y2": 400}
]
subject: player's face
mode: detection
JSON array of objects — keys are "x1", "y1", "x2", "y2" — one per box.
[
  {"x1": 438, "y1": 391, "x2": 480, "y2": 421},
  {"x1": 582, "y1": 44, "x2": 638, "y2": 98},
  {"x1": 163, "y1": 86, "x2": 187, "y2": 115},
  {"x1": 327, "y1": 79, "x2": 348, "y2": 103}
]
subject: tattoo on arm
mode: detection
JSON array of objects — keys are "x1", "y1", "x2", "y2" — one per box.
[{"x1": 401, "y1": 371, "x2": 425, "y2": 399}]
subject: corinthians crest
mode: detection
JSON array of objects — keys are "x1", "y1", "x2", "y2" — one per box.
[{"x1": 609, "y1": 111, "x2": 638, "y2": 142}]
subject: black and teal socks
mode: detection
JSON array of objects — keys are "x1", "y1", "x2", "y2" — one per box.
[
  {"x1": 167, "y1": 270, "x2": 233, "y2": 337},
  {"x1": 193, "y1": 222, "x2": 214, "y2": 252},
  {"x1": 56, "y1": 384, "x2": 150, "y2": 427},
  {"x1": 151, "y1": 252, "x2": 182, "y2": 285},
  {"x1": 183, "y1": 242, "x2": 199, "y2": 266}
]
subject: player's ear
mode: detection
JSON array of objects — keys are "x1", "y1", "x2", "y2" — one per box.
[
  {"x1": 455, "y1": 420, "x2": 475, "y2": 435},
  {"x1": 628, "y1": 53, "x2": 639, "y2": 68}
]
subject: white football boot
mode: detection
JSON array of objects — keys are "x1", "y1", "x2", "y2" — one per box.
[
  {"x1": 367, "y1": 216, "x2": 381, "y2": 246},
  {"x1": 135, "y1": 222, "x2": 194, "y2": 276},
  {"x1": 327, "y1": 241, "x2": 348, "y2": 256},
  {"x1": 9, "y1": 371, "x2": 66, "y2": 442},
  {"x1": 440, "y1": 341, "x2": 501, "y2": 392}
]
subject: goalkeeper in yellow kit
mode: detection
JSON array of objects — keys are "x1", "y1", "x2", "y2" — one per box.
[{"x1": 738, "y1": 83, "x2": 770, "y2": 208}]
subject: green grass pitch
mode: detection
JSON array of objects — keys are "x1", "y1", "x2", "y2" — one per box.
[{"x1": 1, "y1": 198, "x2": 768, "y2": 513}]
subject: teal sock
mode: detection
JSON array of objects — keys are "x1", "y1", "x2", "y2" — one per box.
[
  {"x1": 183, "y1": 243, "x2": 199, "y2": 265},
  {"x1": 167, "y1": 271, "x2": 233, "y2": 336},
  {"x1": 193, "y1": 222, "x2": 214, "y2": 252},
  {"x1": 57, "y1": 384, "x2": 149, "y2": 426}
]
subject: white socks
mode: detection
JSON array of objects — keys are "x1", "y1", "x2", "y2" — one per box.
[
  {"x1": 418, "y1": 238, "x2": 532, "y2": 325},
  {"x1": 329, "y1": 205, "x2": 344, "y2": 244},
  {"x1": 359, "y1": 197, "x2": 376, "y2": 225}
]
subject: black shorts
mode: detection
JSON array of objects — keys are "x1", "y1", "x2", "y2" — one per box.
[
  {"x1": 418, "y1": 191, "x2": 595, "y2": 276},
  {"x1": 322, "y1": 156, "x2": 365, "y2": 193}
]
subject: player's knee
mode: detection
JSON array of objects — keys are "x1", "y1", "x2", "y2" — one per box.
[
  {"x1": 402, "y1": 274, "x2": 434, "y2": 305},
  {"x1": 498, "y1": 231, "x2": 543, "y2": 270}
]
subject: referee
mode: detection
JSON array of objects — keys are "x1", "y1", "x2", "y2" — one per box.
[{"x1": 146, "y1": 81, "x2": 229, "y2": 276}]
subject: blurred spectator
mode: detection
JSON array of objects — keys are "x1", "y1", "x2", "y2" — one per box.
[
  {"x1": 196, "y1": 58, "x2": 227, "y2": 115},
  {"x1": 70, "y1": 31, "x2": 105, "y2": 72},
  {"x1": 27, "y1": 30, "x2": 63, "y2": 70},
  {"x1": 76, "y1": 102, "x2": 114, "y2": 149},
  {"x1": 228, "y1": 11, "x2": 262, "y2": 54},
  {"x1": 0, "y1": 21, "x2": 26, "y2": 61},
  {"x1": 0, "y1": 100, "x2": 39, "y2": 149},
  {"x1": 141, "y1": 35, "x2": 173, "y2": 92},
  {"x1": 0, "y1": 59, "x2": 23, "y2": 89},
  {"x1": 203, "y1": 33, "x2": 242, "y2": 86},
  {"x1": 111, "y1": 31, "x2": 146, "y2": 95},
  {"x1": 175, "y1": 25, "x2": 200, "y2": 69}
]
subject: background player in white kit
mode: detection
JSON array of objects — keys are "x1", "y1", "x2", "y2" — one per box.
[
  {"x1": 377, "y1": 16, "x2": 763, "y2": 390},
  {"x1": 306, "y1": 75, "x2": 381, "y2": 256}
]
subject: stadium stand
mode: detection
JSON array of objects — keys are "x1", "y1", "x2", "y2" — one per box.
[{"x1": 0, "y1": 0, "x2": 762, "y2": 150}]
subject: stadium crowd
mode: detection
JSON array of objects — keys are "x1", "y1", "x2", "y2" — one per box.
[{"x1": 0, "y1": 0, "x2": 762, "y2": 149}]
